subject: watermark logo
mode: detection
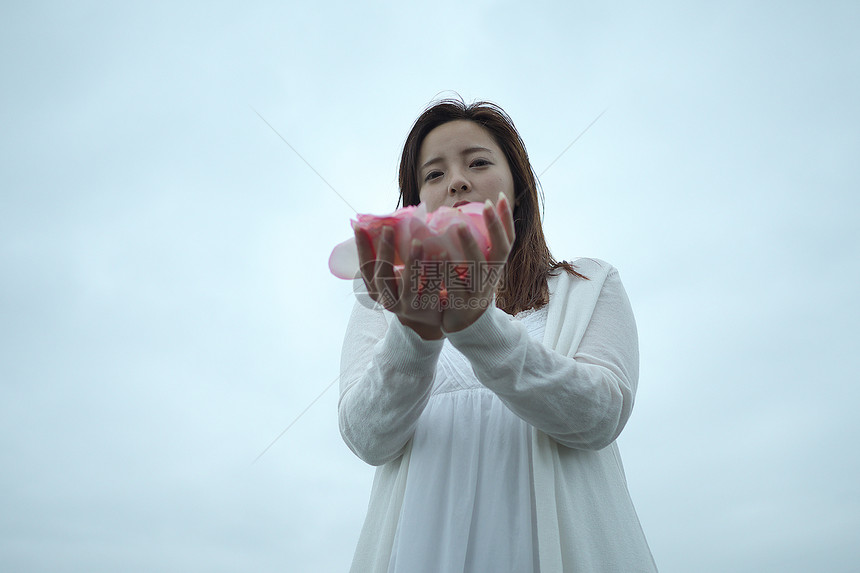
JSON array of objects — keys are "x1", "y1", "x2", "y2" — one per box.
[{"x1": 353, "y1": 259, "x2": 505, "y2": 311}]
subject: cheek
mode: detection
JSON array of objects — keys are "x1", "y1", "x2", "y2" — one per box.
[
  {"x1": 491, "y1": 173, "x2": 515, "y2": 200},
  {"x1": 419, "y1": 188, "x2": 443, "y2": 211}
]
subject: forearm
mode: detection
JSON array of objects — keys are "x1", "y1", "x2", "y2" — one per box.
[
  {"x1": 445, "y1": 273, "x2": 639, "y2": 450},
  {"x1": 339, "y1": 307, "x2": 443, "y2": 465}
]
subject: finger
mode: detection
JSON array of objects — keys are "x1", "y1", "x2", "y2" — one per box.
[
  {"x1": 354, "y1": 227, "x2": 376, "y2": 286},
  {"x1": 375, "y1": 226, "x2": 399, "y2": 308},
  {"x1": 435, "y1": 248, "x2": 450, "y2": 310},
  {"x1": 447, "y1": 224, "x2": 483, "y2": 297},
  {"x1": 401, "y1": 238, "x2": 424, "y2": 299},
  {"x1": 456, "y1": 222, "x2": 501, "y2": 297},
  {"x1": 429, "y1": 247, "x2": 448, "y2": 294},
  {"x1": 496, "y1": 193, "x2": 516, "y2": 243},
  {"x1": 483, "y1": 199, "x2": 512, "y2": 263},
  {"x1": 405, "y1": 241, "x2": 443, "y2": 318},
  {"x1": 377, "y1": 224, "x2": 395, "y2": 262},
  {"x1": 457, "y1": 222, "x2": 483, "y2": 262},
  {"x1": 411, "y1": 240, "x2": 442, "y2": 296}
]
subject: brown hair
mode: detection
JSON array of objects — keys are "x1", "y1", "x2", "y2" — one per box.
[{"x1": 398, "y1": 98, "x2": 586, "y2": 315}]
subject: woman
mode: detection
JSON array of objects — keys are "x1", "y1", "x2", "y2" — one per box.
[{"x1": 339, "y1": 99, "x2": 657, "y2": 572}]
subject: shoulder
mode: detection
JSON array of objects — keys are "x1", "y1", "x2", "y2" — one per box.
[
  {"x1": 546, "y1": 257, "x2": 628, "y2": 316},
  {"x1": 548, "y1": 257, "x2": 617, "y2": 290},
  {"x1": 543, "y1": 258, "x2": 618, "y2": 352},
  {"x1": 544, "y1": 258, "x2": 635, "y2": 353},
  {"x1": 570, "y1": 257, "x2": 616, "y2": 277}
]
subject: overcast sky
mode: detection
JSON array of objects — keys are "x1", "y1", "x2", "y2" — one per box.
[{"x1": 2, "y1": 1, "x2": 859, "y2": 571}]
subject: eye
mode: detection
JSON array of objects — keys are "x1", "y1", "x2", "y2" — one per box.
[
  {"x1": 424, "y1": 170, "x2": 443, "y2": 182},
  {"x1": 470, "y1": 158, "x2": 491, "y2": 168}
]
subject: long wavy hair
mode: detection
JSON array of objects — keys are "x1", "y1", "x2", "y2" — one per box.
[{"x1": 397, "y1": 98, "x2": 586, "y2": 315}]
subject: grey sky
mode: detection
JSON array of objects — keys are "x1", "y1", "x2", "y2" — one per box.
[{"x1": 1, "y1": 1, "x2": 858, "y2": 571}]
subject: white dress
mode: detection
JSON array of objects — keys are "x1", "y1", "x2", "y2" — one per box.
[
  {"x1": 340, "y1": 259, "x2": 657, "y2": 572},
  {"x1": 387, "y1": 307, "x2": 547, "y2": 573}
]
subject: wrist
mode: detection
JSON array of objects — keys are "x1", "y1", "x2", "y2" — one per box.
[
  {"x1": 441, "y1": 298, "x2": 495, "y2": 333},
  {"x1": 397, "y1": 315, "x2": 444, "y2": 340}
]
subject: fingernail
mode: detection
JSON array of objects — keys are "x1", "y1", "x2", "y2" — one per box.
[
  {"x1": 485, "y1": 199, "x2": 493, "y2": 210},
  {"x1": 497, "y1": 192, "x2": 506, "y2": 203}
]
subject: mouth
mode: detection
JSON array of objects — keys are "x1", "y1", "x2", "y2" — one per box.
[{"x1": 452, "y1": 200, "x2": 472, "y2": 208}]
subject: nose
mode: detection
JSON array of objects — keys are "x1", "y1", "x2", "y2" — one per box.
[{"x1": 448, "y1": 171, "x2": 470, "y2": 196}]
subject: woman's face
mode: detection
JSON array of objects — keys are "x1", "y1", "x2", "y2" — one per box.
[{"x1": 417, "y1": 120, "x2": 516, "y2": 212}]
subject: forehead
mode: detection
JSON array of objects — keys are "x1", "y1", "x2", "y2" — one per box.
[{"x1": 418, "y1": 120, "x2": 499, "y2": 161}]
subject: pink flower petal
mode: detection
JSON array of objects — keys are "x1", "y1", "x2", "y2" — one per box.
[
  {"x1": 328, "y1": 237, "x2": 360, "y2": 279},
  {"x1": 329, "y1": 202, "x2": 492, "y2": 280}
]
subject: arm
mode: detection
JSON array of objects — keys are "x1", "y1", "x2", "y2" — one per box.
[
  {"x1": 444, "y1": 268, "x2": 639, "y2": 450},
  {"x1": 338, "y1": 298, "x2": 444, "y2": 465},
  {"x1": 337, "y1": 197, "x2": 513, "y2": 464}
]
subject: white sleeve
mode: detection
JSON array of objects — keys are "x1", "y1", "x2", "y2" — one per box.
[
  {"x1": 444, "y1": 268, "x2": 639, "y2": 450},
  {"x1": 338, "y1": 300, "x2": 444, "y2": 465}
]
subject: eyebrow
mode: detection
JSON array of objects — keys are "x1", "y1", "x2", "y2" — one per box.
[{"x1": 420, "y1": 146, "x2": 495, "y2": 171}]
